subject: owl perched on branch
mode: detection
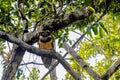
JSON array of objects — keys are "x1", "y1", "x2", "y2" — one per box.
[{"x1": 38, "y1": 30, "x2": 53, "y2": 68}]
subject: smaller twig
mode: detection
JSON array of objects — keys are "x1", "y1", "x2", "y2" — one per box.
[
  {"x1": 17, "y1": 0, "x2": 29, "y2": 40},
  {"x1": 22, "y1": 60, "x2": 31, "y2": 73},
  {"x1": 22, "y1": 60, "x2": 38, "y2": 80},
  {"x1": 72, "y1": 31, "x2": 93, "y2": 42},
  {"x1": 20, "y1": 62, "x2": 43, "y2": 66}
]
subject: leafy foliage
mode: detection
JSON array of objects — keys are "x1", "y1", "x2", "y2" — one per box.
[
  {"x1": 0, "y1": 0, "x2": 120, "y2": 80},
  {"x1": 65, "y1": 13, "x2": 120, "y2": 79}
]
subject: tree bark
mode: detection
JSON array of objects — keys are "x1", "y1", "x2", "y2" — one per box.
[
  {"x1": 1, "y1": 45, "x2": 25, "y2": 80},
  {"x1": 63, "y1": 43, "x2": 101, "y2": 80},
  {"x1": 38, "y1": 7, "x2": 92, "y2": 31}
]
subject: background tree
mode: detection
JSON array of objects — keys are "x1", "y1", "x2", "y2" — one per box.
[{"x1": 0, "y1": 0, "x2": 120, "y2": 80}]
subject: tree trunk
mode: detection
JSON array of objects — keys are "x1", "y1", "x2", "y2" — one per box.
[{"x1": 1, "y1": 44, "x2": 25, "y2": 80}]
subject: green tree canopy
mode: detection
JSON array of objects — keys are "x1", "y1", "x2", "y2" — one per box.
[{"x1": 0, "y1": 0, "x2": 120, "y2": 80}]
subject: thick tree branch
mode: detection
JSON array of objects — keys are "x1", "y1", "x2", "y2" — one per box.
[
  {"x1": 19, "y1": 7, "x2": 92, "y2": 44},
  {"x1": 2, "y1": 31, "x2": 53, "y2": 56},
  {"x1": 0, "y1": 31, "x2": 56, "y2": 57},
  {"x1": 0, "y1": 31, "x2": 81, "y2": 80},
  {"x1": 38, "y1": 7, "x2": 92, "y2": 31},
  {"x1": 101, "y1": 57, "x2": 120, "y2": 80},
  {"x1": 63, "y1": 43, "x2": 101, "y2": 80}
]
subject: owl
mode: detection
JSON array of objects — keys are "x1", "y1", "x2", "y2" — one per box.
[{"x1": 38, "y1": 30, "x2": 53, "y2": 68}]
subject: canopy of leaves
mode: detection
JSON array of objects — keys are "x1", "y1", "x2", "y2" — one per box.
[{"x1": 0, "y1": 0, "x2": 120, "y2": 80}]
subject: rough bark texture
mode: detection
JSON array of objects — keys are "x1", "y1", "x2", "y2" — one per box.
[
  {"x1": 1, "y1": 45, "x2": 25, "y2": 80},
  {"x1": 64, "y1": 43, "x2": 101, "y2": 80},
  {"x1": 39, "y1": 7, "x2": 91, "y2": 31}
]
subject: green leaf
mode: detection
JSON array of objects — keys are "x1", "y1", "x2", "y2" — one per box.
[
  {"x1": 92, "y1": 25, "x2": 98, "y2": 35},
  {"x1": 99, "y1": 27, "x2": 104, "y2": 38},
  {"x1": 99, "y1": 0, "x2": 103, "y2": 5},
  {"x1": 68, "y1": 40, "x2": 72, "y2": 45},
  {"x1": 99, "y1": 22, "x2": 108, "y2": 34},
  {"x1": 85, "y1": 0, "x2": 92, "y2": 6},
  {"x1": 86, "y1": 27, "x2": 92, "y2": 37},
  {"x1": 92, "y1": 23, "x2": 99, "y2": 35},
  {"x1": 16, "y1": 69, "x2": 23, "y2": 79},
  {"x1": 89, "y1": 6, "x2": 95, "y2": 13},
  {"x1": 66, "y1": 0, "x2": 71, "y2": 3}
]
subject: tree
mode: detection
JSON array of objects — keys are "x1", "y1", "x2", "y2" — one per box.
[{"x1": 0, "y1": 0, "x2": 120, "y2": 80}]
